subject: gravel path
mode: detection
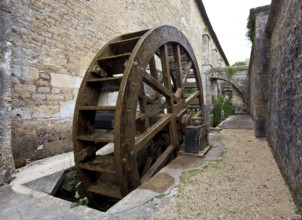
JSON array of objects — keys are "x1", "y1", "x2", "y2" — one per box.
[{"x1": 154, "y1": 129, "x2": 301, "y2": 220}]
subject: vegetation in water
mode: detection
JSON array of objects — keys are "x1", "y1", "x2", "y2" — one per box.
[{"x1": 57, "y1": 168, "x2": 89, "y2": 208}]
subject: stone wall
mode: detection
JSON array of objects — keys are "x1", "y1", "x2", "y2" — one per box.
[
  {"x1": 266, "y1": 0, "x2": 302, "y2": 209},
  {"x1": 248, "y1": 6, "x2": 270, "y2": 137},
  {"x1": 0, "y1": 0, "x2": 228, "y2": 165},
  {"x1": 0, "y1": 0, "x2": 15, "y2": 185},
  {"x1": 250, "y1": 0, "x2": 302, "y2": 209}
]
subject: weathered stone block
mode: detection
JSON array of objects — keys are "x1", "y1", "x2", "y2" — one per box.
[
  {"x1": 32, "y1": 93, "x2": 47, "y2": 100},
  {"x1": 51, "y1": 73, "x2": 82, "y2": 88},
  {"x1": 11, "y1": 66, "x2": 39, "y2": 81},
  {"x1": 47, "y1": 94, "x2": 64, "y2": 101},
  {"x1": 12, "y1": 108, "x2": 32, "y2": 120},
  {"x1": 12, "y1": 121, "x2": 72, "y2": 160},
  {"x1": 32, "y1": 105, "x2": 59, "y2": 119},
  {"x1": 60, "y1": 100, "x2": 75, "y2": 118},
  {"x1": 36, "y1": 78, "x2": 50, "y2": 87},
  {"x1": 15, "y1": 84, "x2": 36, "y2": 94},
  {"x1": 27, "y1": 68, "x2": 40, "y2": 81},
  {"x1": 37, "y1": 87, "x2": 51, "y2": 93},
  {"x1": 64, "y1": 93, "x2": 74, "y2": 101},
  {"x1": 39, "y1": 72, "x2": 50, "y2": 80},
  {"x1": 52, "y1": 88, "x2": 61, "y2": 94}
]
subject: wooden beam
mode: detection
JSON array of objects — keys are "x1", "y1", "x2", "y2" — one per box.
[{"x1": 134, "y1": 114, "x2": 172, "y2": 154}]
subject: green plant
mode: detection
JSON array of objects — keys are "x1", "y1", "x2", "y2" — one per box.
[
  {"x1": 291, "y1": 185, "x2": 300, "y2": 194},
  {"x1": 246, "y1": 16, "x2": 255, "y2": 43},
  {"x1": 187, "y1": 108, "x2": 196, "y2": 117},
  {"x1": 223, "y1": 97, "x2": 235, "y2": 118},
  {"x1": 71, "y1": 191, "x2": 89, "y2": 208},
  {"x1": 226, "y1": 174, "x2": 236, "y2": 182},
  {"x1": 59, "y1": 168, "x2": 90, "y2": 208},
  {"x1": 211, "y1": 95, "x2": 234, "y2": 127},
  {"x1": 226, "y1": 67, "x2": 236, "y2": 77},
  {"x1": 212, "y1": 95, "x2": 224, "y2": 127},
  {"x1": 204, "y1": 149, "x2": 229, "y2": 170},
  {"x1": 62, "y1": 170, "x2": 78, "y2": 192},
  {"x1": 203, "y1": 25, "x2": 209, "y2": 33},
  {"x1": 228, "y1": 207, "x2": 236, "y2": 214},
  {"x1": 180, "y1": 169, "x2": 201, "y2": 184},
  {"x1": 211, "y1": 95, "x2": 216, "y2": 104},
  {"x1": 184, "y1": 87, "x2": 197, "y2": 94},
  {"x1": 295, "y1": 208, "x2": 301, "y2": 215},
  {"x1": 232, "y1": 60, "x2": 249, "y2": 66}
]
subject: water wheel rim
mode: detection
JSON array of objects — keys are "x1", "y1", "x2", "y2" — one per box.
[{"x1": 114, "y1": 25, "x2": 205, "y2": 195}]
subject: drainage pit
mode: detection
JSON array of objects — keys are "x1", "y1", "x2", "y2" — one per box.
[{"x1": 24, "y1": 167, "x2": 120, "y2": 212}]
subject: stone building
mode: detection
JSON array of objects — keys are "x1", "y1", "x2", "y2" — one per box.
[
  {"x1": 249, "y1": 0, "x2": 302, "y2": 210},
  {"x1": 0, "y1": 0, "x2": 228, "y2": 184}
]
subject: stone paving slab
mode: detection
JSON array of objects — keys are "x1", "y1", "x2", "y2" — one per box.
[
  {"x1": 0, "y1": 185, "x2": 107, "y2": 220},
  {"x1": 23, "y1": 170, "x2": 65, "y2": 195},
  {"x1": 218, "y1": 114, "x2": 254, "y2": 130}
]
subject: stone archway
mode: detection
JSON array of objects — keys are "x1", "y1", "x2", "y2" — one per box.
[
  {"x1": 204, "y1": 66, "x2": 249, "y2": 116},
  {"x1": 209, "y1": 66, "x2": 249, "y2": 104}
]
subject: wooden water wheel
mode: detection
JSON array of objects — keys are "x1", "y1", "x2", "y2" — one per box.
[{"x1": 72, "y1": 25, "x2": 205, "y2": 203}]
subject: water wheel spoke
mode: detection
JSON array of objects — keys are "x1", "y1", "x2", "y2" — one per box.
[
  {"x1": 134, "y1": 114, "x2": 172, "y2": 154},
  {"x1": 141, "y1": 144, "x2": 175, "y2": 182},
  {"x1": 141, "y1": 156, "x2": 154, "y2": 177},
  {"x1": 146, "y1": 95, "x2": 156, "y2": 104},
  {"x1": 160, "y1": 44, "x2": 173, "y2": 93},
  {"x1": 149, "y1": 56, "x2": 158, "y2": 79},
  {"x1": 173, "y1": 44, "x2": 183, "y2": 88},
  {"x1": 139, "y1": 84, "x2": 151, "y2": 130},
  {"x1": 168, "y1": 117, "x2": 179, "y2": 146},
  {"x1": 172, "y1": 44, "x2": 185, "y2": 102},
  {"x1": 185, "y1": 90, "x2": 200, "y2": 105},
  {"x1": 160, "y1": 44, "x2": 174, "y2": 112},
  {"x1": 193, "y1": 110, "x2": 202, "y2": 118},
  {"x1": 174, "y1": 88, "x2": 183, "y2": 100},
  {"x1": 182, "y1": 61, "x2": 193, "y2": 85},
  {"x1": 147, "y1": 56, "x2": 162, "y2": 103},
  {"x1": 141, "y1": 71, "x2": 172, "y2": 98},
  {"x1": 141, "y1": 140, "x2": 160, "y2": 177},
  {"x1": 136, "y1": 112, "x2": 147, "y2": 121}
]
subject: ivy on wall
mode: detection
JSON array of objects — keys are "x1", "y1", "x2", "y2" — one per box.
[{"x1": 246, "y1": 16, "x2": 255, "y2": 43}]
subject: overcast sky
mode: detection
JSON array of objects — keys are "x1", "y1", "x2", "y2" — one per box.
[{"x1": 202, "y1": 0, "x2": 271, "y2": 65}]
